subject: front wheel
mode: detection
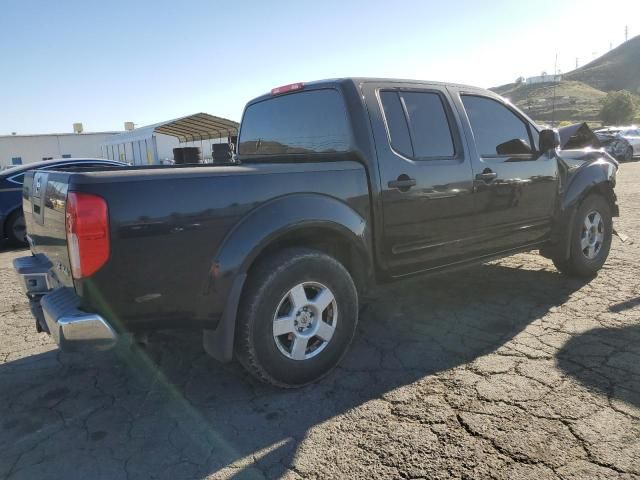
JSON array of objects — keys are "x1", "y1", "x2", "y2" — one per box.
[
  {"x1": 235, "y1": 248, "x2": 358, "y2": 388},
  {"x1": 553, "y1": 194, "x2": 612, "y2": 277}
]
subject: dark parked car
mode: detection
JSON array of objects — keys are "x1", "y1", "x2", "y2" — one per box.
[
  {"x1": 14, "y1": 78, "x2": 618, "y2": 387},
  {"x1": 594, "y1": 127, "x2": 639, "y2": 161},
  {"x1": 0, "y1": 158, "x2": 124, "y2": 245}
]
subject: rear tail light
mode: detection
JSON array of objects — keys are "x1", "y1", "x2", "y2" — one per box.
[
  {"x1": 270, "y1": 82, "x2": 304, "y2": 95},
  {"x1": 65, "y1": 192, "x2": 110, "y2": 279}
]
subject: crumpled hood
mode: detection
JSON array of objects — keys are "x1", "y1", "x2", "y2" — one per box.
[
  {"x1": 558, "y1": 123, "x2": 601, "y2": 150},
  {"x1": 557, "y1": 148, "x2": 619, "y2": 170}
]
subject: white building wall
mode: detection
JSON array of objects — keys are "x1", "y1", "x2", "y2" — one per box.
[
  {"x1": 0, "y1": 132, "x2": 120, "y2": 169},
  {"x1": 104, "y1": 133, "x2": 229, "y2": 165}
]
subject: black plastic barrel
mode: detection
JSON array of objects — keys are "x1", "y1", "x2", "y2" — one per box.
[
  {"x1": 212, "y1": 143, "x2": 232, "y2": 163},
  {"x1": 173, "y1": 148, "x2": 185, "y2": 164},
  {"x1": 182, "y1": 147, "x2": 201, "y2": 164},
  {"x1": 173, "y1": 147, "x2": 201, "y2": 164}
]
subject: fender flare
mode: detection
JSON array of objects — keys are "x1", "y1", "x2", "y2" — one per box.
[
  {"x1": 203, "y1": 193, "x2": 371, "y2": 362},
  {"x1": 544, "y1": 160, "x2": 616, "y2": 261}
]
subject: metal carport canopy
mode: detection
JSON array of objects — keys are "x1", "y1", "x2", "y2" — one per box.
[{"x1": 154, "y1": 113, "x2": 239, "y2": 143}]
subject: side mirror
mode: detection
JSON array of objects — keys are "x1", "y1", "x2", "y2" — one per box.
[
  {"x1": 496, "y1": 138, "x2": 533, "y2": 155},
  {"x1": 539, "y1": 129, "x2": 560, "y2": 153}
]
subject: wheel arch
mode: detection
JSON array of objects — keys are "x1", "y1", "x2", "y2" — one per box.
[
  {"x1": 203, "y1": 193, "x2": 373, "y2": 362},
  {"x1": 560, "y1": 160, "x2": 617, "y2": 213},
  {"x1": 544, "y1": 162, "x2": 617, "y2": 262}
]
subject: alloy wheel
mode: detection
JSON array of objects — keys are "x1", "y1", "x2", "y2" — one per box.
[
  {"x1": 272, "y1": 282, "x2": 338, "y2": 360},
  {"x1": 581, "y1": 210, "x2": 604, "y2": 259}
]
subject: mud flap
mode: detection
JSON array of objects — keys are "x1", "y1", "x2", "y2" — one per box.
[
  {"x1": 202, "y1": 273, "x2": 247, "y2": 363},
  {"x1": 29, "y1": 296, "x2": 49, "y2": 334}
]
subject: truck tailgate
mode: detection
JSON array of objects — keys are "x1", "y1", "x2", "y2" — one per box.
[{"x1": 23, "y1": 171, "x2": 74, "y2": 288}]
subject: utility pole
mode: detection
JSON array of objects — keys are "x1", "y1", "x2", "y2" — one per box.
[
  {"x1": 551, "y1": 53, "x2": 558, "y2": 128},
  {"x1": 625, "y1": 25, "x2": 628, "y2": 42},
  {"x1": 575, "y1": 57, "x2": 579, "y2": 69}
]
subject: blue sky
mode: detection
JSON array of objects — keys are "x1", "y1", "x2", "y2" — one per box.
[{"x1": 0, "y1": 0, "x2": 637, "y2": 134}]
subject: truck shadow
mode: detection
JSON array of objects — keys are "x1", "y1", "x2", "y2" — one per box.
[
  {"x1": 0, "y1": 240, "x2": 28, "y2": 253},
  {"x1": 556, "y1": 324, "x2": 640, "y2": 410},
  {"x1": 0, "y1": 262, "x2": 589, "y2": 479}
]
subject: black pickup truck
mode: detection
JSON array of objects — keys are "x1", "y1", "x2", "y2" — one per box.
[{"x1": 14, "y1": 78, "x2": 619, "y2": 387}]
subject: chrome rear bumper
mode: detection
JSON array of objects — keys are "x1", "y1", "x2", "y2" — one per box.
[
  {"x1": 13, "y1": 255, "x2": 117, "y2": 351},
  {"x1": 40, "y1": 288, "x2": 117, "y2": 350}
]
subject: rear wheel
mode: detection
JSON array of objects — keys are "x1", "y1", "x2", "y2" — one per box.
[
  {"x1": 235, "y1": 247, "x2": 358, "y2": 388},
  {"x1": 623, "y1": 146, "x2": 634, "y2": 162},
  {"x1": 553, "y1": 194, "x2": 612, "y2": 277},
  {"x1": 6, "y1": 211, "x2": 27, "y2": 246}
]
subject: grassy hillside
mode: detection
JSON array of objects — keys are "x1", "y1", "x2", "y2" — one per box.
[
  {"x1": 493, "y1": 80, "x2": 606, "y2": 122},
  {"x1": 492, "y1": 35, "x2": 640, "y2": 124},
  {"x1": 565, "y1": 35, "x2": 640, "y2": 94}
]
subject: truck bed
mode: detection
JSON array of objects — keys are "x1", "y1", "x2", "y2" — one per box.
[{"x1": 23, "y1": 161, "x2": 370, "y2": 330}]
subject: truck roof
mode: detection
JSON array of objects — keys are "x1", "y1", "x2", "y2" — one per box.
[{"x1": 247, "y1": 77, "x2": 492, "y2": 106}]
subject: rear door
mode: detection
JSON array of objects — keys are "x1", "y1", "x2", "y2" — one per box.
[
  {"x1": 449, "y1": 88, "x2": 559, "y2": 253},
  {"x1": 362, "y1": 81, "x2": 477, "y2": 276}
]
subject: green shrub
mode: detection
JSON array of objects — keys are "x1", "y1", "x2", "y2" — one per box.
[{"x1": 600, "y1": 90, "x2": 637, "y2": 125}]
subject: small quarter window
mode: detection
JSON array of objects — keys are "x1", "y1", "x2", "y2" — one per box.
[
  {"x1": 8, "y1": 173, "x2": 25, "y2": 185},
  {"x1": 379, "y1": 91, "x2": 413, "y2": 157}
]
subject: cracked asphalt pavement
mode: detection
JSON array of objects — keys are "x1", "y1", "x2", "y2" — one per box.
[{"x1": 1, "y1": 163, "x2": 640, "y2": 480}]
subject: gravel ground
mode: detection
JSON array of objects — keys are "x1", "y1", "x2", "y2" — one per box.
[{"x1": 1, "y1": 162, "x2": 639, "y2": 480}]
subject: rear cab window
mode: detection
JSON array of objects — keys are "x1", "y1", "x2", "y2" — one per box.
[
  {"x1": 238, "y1": 89, "x2": 353, "y2": 157},
  {"x1": 379, "y1": 89, "x2": 458, "y2": 160}
]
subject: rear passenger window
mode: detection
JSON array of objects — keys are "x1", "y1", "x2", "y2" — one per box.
[
  {"x1": 380, "y1": 90, "x2": 455, "y2": 159},
  {"x1": 461, "y1": 95, "x2": 534, "y2": 156}
]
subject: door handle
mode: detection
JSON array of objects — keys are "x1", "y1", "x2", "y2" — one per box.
[
  {"x1": 475, "y1": 170, "x2": 497, "y2": 182},
  {"x1": 388, "y1": 176, "x2": 416, "y2": 191}
]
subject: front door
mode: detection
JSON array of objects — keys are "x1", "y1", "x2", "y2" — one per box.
[
  {"x1": 449, "y1": 89, "x2": 559, "y2": 254},
  {"x1": 363, "y1": 82, "x2": 477, "y2": 276}
]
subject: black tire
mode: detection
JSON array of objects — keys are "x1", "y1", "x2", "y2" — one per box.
[
  {"x1": 235, "y1": 247, "x2": 358, "y2": 388},
  {"x1": 623, "y1": 146, "x2": 633, "y2": 162},
  {"x1": 553, "y1": 194, "x2": 612, "y2": 277},
  {"x1": 6, "y1": 210, "x2": 27, "y2": 246}
]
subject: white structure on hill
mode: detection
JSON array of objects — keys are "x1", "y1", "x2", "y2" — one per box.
[{"x1": 526, "y1": 73, "x2": 563, "y2": 85}]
